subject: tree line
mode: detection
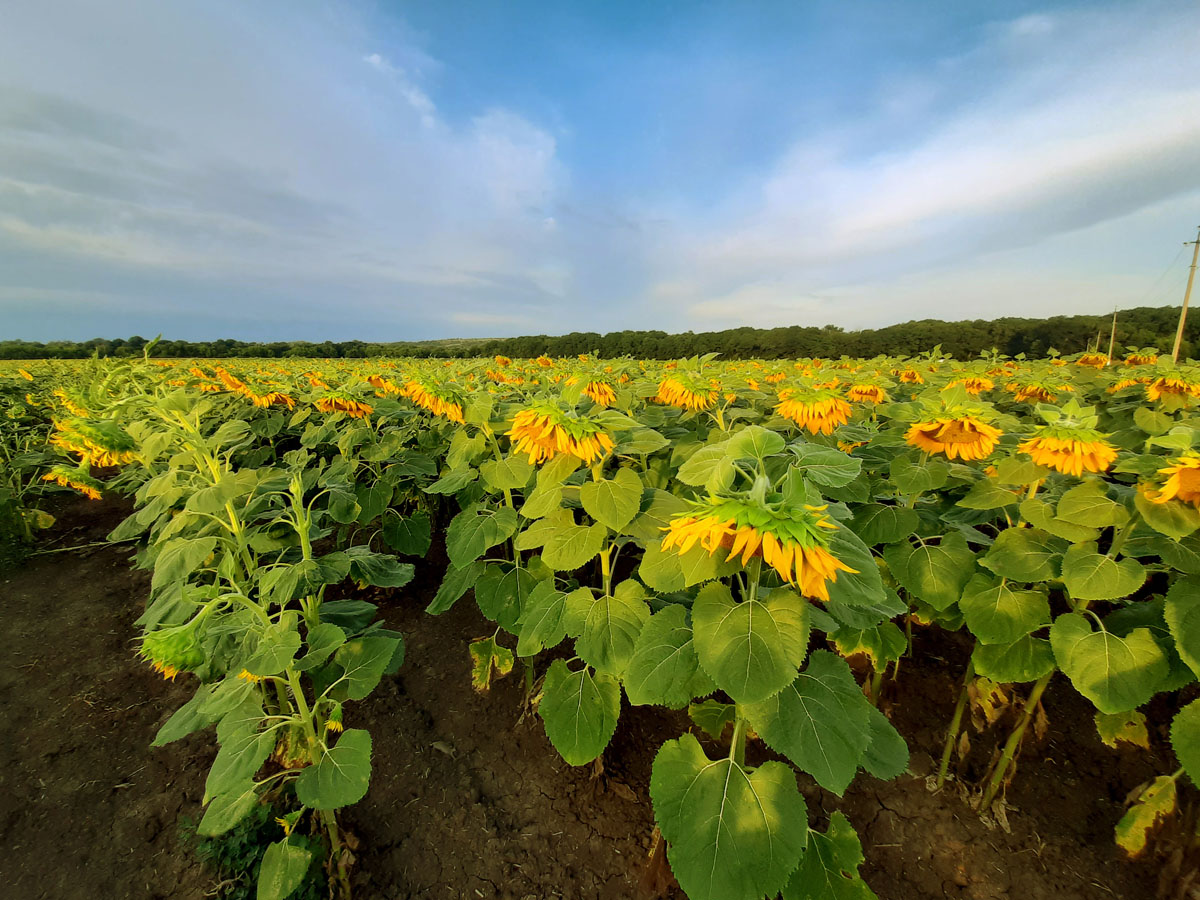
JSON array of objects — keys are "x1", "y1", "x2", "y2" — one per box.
[{"x1": 1, "y1": 305, "x2": 1190, "y2": 361}]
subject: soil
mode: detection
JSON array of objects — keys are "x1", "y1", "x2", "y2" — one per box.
[{"x1": 0, "y1": 497, "x2": 1189, "y2": 900}]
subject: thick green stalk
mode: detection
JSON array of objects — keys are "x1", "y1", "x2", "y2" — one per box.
[
  {"x1": 980, "y1": 671, "x2": 1052, "y2": 809},
  {"x1": 936, "y1": 658, "x2": 975, "y2": 788}
]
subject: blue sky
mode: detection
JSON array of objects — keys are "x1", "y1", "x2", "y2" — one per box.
[{"x1": 1, "y1": 0, "x2": 1198, "y2": 342}]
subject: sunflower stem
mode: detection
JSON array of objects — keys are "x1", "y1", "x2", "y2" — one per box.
[
  {"x1": 936, "y1": 658, "x2": 974, "y2": 788},
  {"x1": 980, "y1": 670, "x2": 1052, "y2": 809},
  {"x1": 1107, "y1": 512, "x2": 1140, "y2": 559},
  {"x1": 728, "y1": 712, "x2": 747, "y2": 766},
  {"x1": 746, "y1": 555, "x2": 763, "y2": 604}
]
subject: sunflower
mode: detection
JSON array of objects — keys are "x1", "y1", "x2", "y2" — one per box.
[
  {"x1": 215, "y1": 367, "x2": 246, "y2": 392},
  {"x1": 314, "y1": 392, "x2": 374, "y2": 419},
  {"x1": 1107, "y1": 377, "x2": 1147, "y2": 393},
  {"x1": 1125, "y1": 353, "x2": 1158, "y2": 366},
  {"x1": 1076, "y1": 353, "x2": 1109, "y2": 368},
  {"x1": 536, "y1": 355, "x2": 554, "y2": 368},
  {"x1": 775, "y1": 390, "x2": 852, "y2": 435},
  {"x1": 244, "y1": 388, "x2": 295, "y2": 409},
  {"x1": 847, "y1": 384, "x2": 888, "y2": 404},
  {"x1": 1008, "y1": 381, "x2": 1074, "y2": 404},
  {"x1": 139, "y1": 622, "x2": 205, "y2": 682},
  {"x1": 583, "y1": 380, "x2": 617, "y2": 407},
  {"x1": 507, "y1": 406, "x2": 615, "y2": 465},
  {"x1": 237, "y1": 669, "x2": 263, "y2": 684},
  {"x1": 17, "y1": 368, "x2": 33, "y2": 380},
  {"x1": 1146, "y1": 376, "x2": 1200, "y2": 402},
  {"x1": 51, "y1": 388, "x2": 90, "y2": 417},
  {"x1": 1145, "y1": 453, "x2": 1200, "y2": 507},
  {"x1": 50, "y1": 419, "x2": 138, "y2": 467},
  {"x1": 402, "y1": 380, "x2": 464, "y2": 423},
  {"x1": 656, "y1": 376, "x2": 718, "y2": 412},
  {"x1": 950, "y1": 376, "x2": 994, "y2": 396},
  {"x1": 494, "y1": 355, "x2": 512, "y2": 367},
  {"x1": 42, "y1": 466, "x2": 103, "y2": 500},
  {"x1": 306, "y1": 372, "x2": 330, "y2": 389},
  {"x1": 906, "y1": 416, "x2": 1002, "y2": 461},
  {"x1": 366, "y1": 373, "x2": 402, "y2": 396},
  {"x1": 897, "y1": 368, "x2": 925, "y2": 384},
  {"x1": 660, "y1": 487, "x2": 856, "y2": 601},
  {"x1": 1018, "y1": 425, "x2": 1118, "y2": 476}
]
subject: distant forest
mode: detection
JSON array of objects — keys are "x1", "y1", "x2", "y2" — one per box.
[{"x1": 2, "y1": 305, "x2": 1191, "y2": 361}]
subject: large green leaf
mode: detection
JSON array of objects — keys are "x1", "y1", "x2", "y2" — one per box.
[
  {"x1": 889, "y1": 454, "x2": 949, "y2": 494},
  {"x1": 1061, "y1": 543, "x2": 1146, "y2": 602},
  {"x1": 541, "y1": 519, "x2": 607, "y2": 571},
  {"x1": 426, "y1": 561, "x2": 484, "y2": 614},
  {"x1": 624, "y1": 605, "x2": 715, "y2": 707},
  {"x1": 638, "y1": 542, "x2": 687, "y2": 592},
  {"x1": 479, "y1": 455, "x2": 535, "y2": 491},
  {"x1": 537, "y1": 659, "x2": 620, "y2": 766},
  {"x1": 1134, "y1": 488, "x2": 1200, "y2": 539},
  {"x1": 728, "y1": 424, "x2": 786, "y2": 460},
  {"x1": 979, "y1": 527, "x2": 1060, "y2": 583},
  {"x1": 295, "y1": 729, "x2": 372, "y2": 810},
  {"x1": 783, "y1": 811, "x2": 877, "y2": 900},
  {"x1": 332, "y1": 635, "x2": 399, "y2": 700},
  {"x1": 243, "y1": 621, "x2": 302, "y2": 677},
  {"x1": 444, "y1": 504, "x2": 518, "y2": 569},
  {"x1": 579, "y1": 467, "x2": 643, "y2": 531},
  {"x1": 1050, "y1": 613, "x2": 1169, "y2": 713},
  {"x1": 743, "y1": 650, "x2": 872, "y2": 794},
  {"x1": 1056, "y1": 480, "x2": 1129, "y2": 528},
  {"x1": 345, "y1": 547, "x2": 414, "y2": 588},
  {"x1": 1171, "y1": 699, "x2": 1200, "y2": 786},
  {"x1": 972, "y1": 635, "x2": 1056, "y2": 683},
  {"x1": 197, "y1": 781, "x2": 259, "y2": 836},
  {"x1": 650, "y1": 734, "x2": 808, "y2": 900},
  {"x1": 884, "y1": 532, "x2": 976, "y2": 611},
  {"x1": 152, "y1": 684, "x2": 218, "y2": 746},
  {"x1": 959, "y1": 575, "x2": 1050, "y2": 645},
  {"x1": 1165, "y1": 575, "x2": 1200, "y2": 678},
  {"x1": 515, "y1": 579, "x2": 569, "y2": 656},
  {"x1": 204, "y1": 728, "x2": 274, "y2": 803},
  {"x1": 790, "y1": 443, "x2": 862, "y2": 488},
  {"x1": 693, "y1": 583, "x2": 810, "y2": 704},
  {"x1": 850, "y1": 504, "x2": 919, "y2": 545},
  {"x1": 257, "y1": 839, "x2": 313, "y2": 900},
  {"x1": 474, "y1": 563, "x2": 539, "y2": 632},
  {"x1": 1018, "y1": 499, "x2": 1100, "y2": 542},
  {"x1": 573, "y1": 579, "x2": 651, "y2": 677},
  {"x1": 151, "y1": 537, "x2": 218, "y2": 593},
  {"x1": 957, "y1": 479, "x2": 1019, "y2": 511},
  {"x1": 861, "y1": 704, "x2": 909, "y2": 781},
  {"x1": 382, "y1": 511, "x2": 432, "y2": 556}
]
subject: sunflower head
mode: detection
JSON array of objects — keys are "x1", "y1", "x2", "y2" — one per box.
[
  {"x1": 314, "y1": 391, "x2": 374, "y2": 419},
  {"x1": 660, "y1": 480, "x2": 856, "y2": 601},
  {"x1": 905, "y1": 414, "x2": 1002, "y2": 461},
  {"x1": 847, "y1": 383, "x2": 888, "y2": 404},
  {"x1": 50, "y1": 418, "x2": 138, "y2": 467},
  {"x1": 583, "y1": 380, "x2": 617, "y2": 407},
  {"x1": 775, "y1": 387, "x2": 852, "y2": 435},
  {"x1": 139, "y1": 621, "x2": 205, "y2": 681},
  {"x1": 506, "y1": 405, "x2": 615, "y2": 465},
  {"x1": 42, "y1": 465, "x2": 103, "y2": 500},
  {"x1": 1146, "y1": 374, "x2": 1200, "y2": 403},
  {"x1": 401, "y1": 380, "x2": 464, "y2": 423},
  {"x1": 1125, "y1": 352, "x2": 1158, "y2": 366},
  {"x1": 656, "y1": 374, "x2": 718, "y2": 411},
  {"x1": 1145, "y1": 452, "x2": 1200, "y2": 508},
  {"x1": 1076, "y1": 353, "x2": 1109, "y2": 368}
]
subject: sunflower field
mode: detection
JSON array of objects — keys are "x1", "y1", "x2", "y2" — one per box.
[{"x1": 4, "y1": 347, "x2": 1199, "y2": 900}]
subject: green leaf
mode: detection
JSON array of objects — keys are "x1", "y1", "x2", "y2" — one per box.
[
  {"x1": 743, "y1": 650, "x2": 872, "y2": 794},
  {"x1": 1018, "y1": 499, "x2": 1101, "y2": 542},
  {"x1": 425, "y1": 468, "x2": 477, "y2": 495},
  {"x1": 1172, "y1": 700, "x2": 1200, "y2": 786},
  {"x1": 354, "y1": 481, "x2": 392, "y2": 524},
  {"x1": 1095, "y1": 710, "x2": 1150, "y2": 749},
  {"x1": 297, "y1": 623, "x2": 346, "y2": 671},
  {"x1": 257, "y1": 839, "x2": 313, "y2": 900},
  {"x1": 850, "y1": 504, "x2": 919, "y2": 545},
  {"x1": 783, "y1": 811, "x2": 877, "y2": 900},
  {"x1": 541, "y1": 519, "x2": 607, "y2": 571},
  {"x1": 862, "y1": 705, "x2": 909, "y2": 780},
  {"x1": 382, "y1": 511, "x2": 432, "y2": 556},
  {"x1": 1165, "y1": 575, "x2": 1200, "y2": 679},
  {"x1": 650, "y1": 733, "x2": 808, "y2": 900},
  {"x1": 625, "y1": 605, "x2": 715, "y2": 707},
  {"x1": 1056, "y1": 480, "x2": 1129, "y2": 528},
  {"x1": 345, "y1": 547, "x2": 414, "y2": 588},
  {"x1": 519, "y1": 481, "x2": 562, "y2": 519},
  {"x1": 637, "y1": 542, "x2": 686, "y2": 592},
  {"x1": 579, "y1": 467, "x2": 643, "y2": 532},
  {"x1": 884, "y1": 532, "x2": 976, "y2": 611},
  {"x1": 979, "y1": 527, "x2": 1060, "y2": 583},
  {"x1": 824, "y1": 527, "x2": 889, "y2": 609},
  {"x1": 1135, "y1": 488, "x2": 1200, "y2": 539},
  {"x1": 474, "y1": 563, "x2": 539, "y2": 632},
  {"x1": 574, "y1": 579, "x2": 651, "y2": 677},
  {"x1": 959, "y1": 575, "x2": 1051, "y2": 645},
  {"x1": 480, "y1": 455, "x2": 535, "y2": 491},
  {"x1": 957, "y1": 479, "x2": 1019, "y2": 511},
  {"x1": 889, "y1": 454, "x2": 949, "y2": 494},
  {"x1": 537, "y1": 659, "x2": 620, "y2": 766},
  {"x1": 204, "y1": 728, "x2": 274, "y2": 803},
  {"x1": 151, "y1": 537, "x2": 218, "y2": 593},
  {"x1": 295, "y1": 729, "x2": 372, "y2": 810},
  {"x1": 332, "y1": 636, "x2": 400, "y2": 701},
  {"x1": 1061, "y1": 543, "x2": 1146, "y2": 602},
  {"x1": 426, "y1": 561, "x2": 484, "y2": 614},
  {"x1": 972, "y1": 635, "x2": 1056, "y2": 683},
  {"x1": 693, "y1": 583, "x2": 810, "y2": 704},
  {"x1": 626, "y1": 489, "x2": 690, "y2": 545},
  {"x1": 833, "y1": 623, "x2": 907, "y2": 669},
  {"x1": 688, "y1": 699, "x2": 737, "y2": 740},
  {"x1": 515, "y1": 579, "x2": 569, "y2": 656},
  {"x1": 152, "y1": 685, "x2": 217, "y2": 746},
  {"x1": 790, "y1": 443, "x2": 862, "y2": 488},
  {"x1": 727, "y1": 424, "x2": 786, "y2": 460},
  {"x1": 677, "y1": 443, "x2": 732, "y2": 486},
  {"x1": 1050, "y1": 613, "x2": 1169, "y2": 713},
  {"x1": 197, "y1": 782, "x2": 259, "y2": 836},
  {"x1": 1134, "y1": 406, "x2": 1173, "y2": 436},
  {"x1": 445, "y1": 504, "x2": 518, "y2": 569},
  {"x1": 1115, "y1": 776, "x2": 1177, "y2": 856},
  {"x1": 243, "y1": 622, "x2": 302, "y2": 677}
]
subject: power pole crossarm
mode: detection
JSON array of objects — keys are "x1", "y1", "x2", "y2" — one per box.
[{"x1": 1171, "y1": 226, "x2": 1200, "y2": 364}]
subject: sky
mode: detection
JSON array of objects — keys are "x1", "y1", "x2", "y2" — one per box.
[{"x1": 1, "y1": 0, "x2": 1199, "y2": 342}]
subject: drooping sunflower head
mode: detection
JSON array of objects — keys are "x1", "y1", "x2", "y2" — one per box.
[
  {"x1": 401, "y1": 380, "x2": 464, "y2": 423},
  {"x1": 506, "y1": 405, "x2": 615, "y2": 465},
  {"x1": 656, "y1": 374, "x2": 718, "y2": 412},
  {"x1": 139, "y1": 622, "x2": 205, "y2": 681},
  {"x1": 42, "y1": 465, "x2": 103, "y2": 500},
  {"x1": 905, "y1": 414, "x2": 1003, "y2": 461},
  {"x1": 50, "y1": 418, "x2": 138, "y2": 467},
  {"x1": 366, "y1": 373, "x2": 403, "y2": 396},
  {"x1": 1017, "y1": 423, "x2": 1117, "y2": 476},
  {"x1": 660, "y1": 485, "x2": 856, "y2": 601},
  {"x1": 1008, "y1": 379, "x2": 1074, "y2": 404},
  {"x1": 1076, "y1": 353, "x2": 1109, "y2": 368},
  {"x1": 895, "y1": 367, "x2": 925, "y2": 384},
  {"x1": 847, "y1": 383, "x2": 888, "y2": 404},
  {"x1": 536, "y1": 355, "x2": 555, "y2": 368},
  {"x1": 1146, "y1": 375, "x2": 1200, "y2": 403},
  {"x1": 583, "y1": 380, "x2": 617, "y2": 407},
  {"x1": 1145, "y1": 452, "x2": 1200, "y2": 508},
  {"x1": 17, "y1": 368, "x2": 34, "y2": 381},
  {"x1": 1125, "y1": 352, "x2": 1158, "y2": 366},
  {"x1": 314, "y1": 391, "x2": 374, "y2": 419},
  {"x1": 949, "y1": 375, "x2": 995, "y2": 396},
  {"x1": 775, "y1": 387, "x2": 852, "y2": 435},
  {"x1": 51, "y1": 388, "x2": 90, "y2": 417}
]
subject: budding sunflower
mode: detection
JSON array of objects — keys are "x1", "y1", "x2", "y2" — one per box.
[
  {"x1": 660, "y1": 483, "x2": 857, "y2": 602},
  {"x1": 506, "y1": 406, "x2": 615, "y2": 465},
  {"x1": 906, "y1": 415, "x2": 1002, "y2": 461},
  {"x1": 139, "y1": 621, "x2": 205, "y2": 681},
  {"x1": 326, "y1": 702, "x2": 344, "y2": 734}
]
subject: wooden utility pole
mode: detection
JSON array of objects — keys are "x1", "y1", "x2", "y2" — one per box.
[
  {"x1": 1107, "y1": 306, "x2": 1117, "y2": 366},
  {"x1": 1171, "y1": 226, "x2": 1200, "y2": 364}
]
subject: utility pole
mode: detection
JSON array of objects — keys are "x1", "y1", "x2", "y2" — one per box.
[
  {"x1": 1107, "y1": 306, "x2": 1117, "y2": 366},
  {"x1": 1171, "y1": 226, "x2": 1200, "y2": 364}
]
